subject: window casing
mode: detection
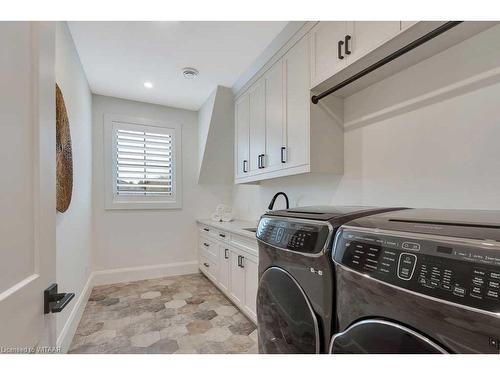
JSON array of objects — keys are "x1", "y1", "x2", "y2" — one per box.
[{"x1": 104, "y1": 115, "x2": 182, "y2": 209}]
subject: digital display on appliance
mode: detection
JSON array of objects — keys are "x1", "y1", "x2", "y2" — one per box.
[
  {"x1": 257, "y1": 219, "x2": 330, "y2": 254},
  {"x1": 437, "y1": 246, "x2": 453, "y2": 254}
]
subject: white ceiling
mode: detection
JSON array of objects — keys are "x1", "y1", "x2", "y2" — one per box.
[{"x1": 68, "y1": 21, "x2": 288, "y2": 111}]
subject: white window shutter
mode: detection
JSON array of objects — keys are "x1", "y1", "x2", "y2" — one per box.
[
  {"x1": 104, "y1": 115, "x2": 182, "y2": 210},
  {"x1": 116, "y1": 128, "x2": 173, "y2": 196}
]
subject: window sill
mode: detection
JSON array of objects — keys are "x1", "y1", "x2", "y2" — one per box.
[{"x1": 105, "y1": 200, "x2": 182, "y2": 210}]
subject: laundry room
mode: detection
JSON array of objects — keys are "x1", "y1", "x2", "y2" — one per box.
[{"x1": 1, "y1": 0, "x2": 500, "y2": 374}]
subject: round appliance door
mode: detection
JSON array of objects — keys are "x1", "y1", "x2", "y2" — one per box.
[
  {"x1": 257, "y1": 267, "x2": 320, "y2": 354},
  {"x1": 330, "y1": 319, "x2": 448, "y2": 354}
]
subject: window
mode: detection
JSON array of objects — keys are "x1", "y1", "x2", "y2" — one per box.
[{"x1": 104, "y1": 115, "x2": 182, "y2": 209}]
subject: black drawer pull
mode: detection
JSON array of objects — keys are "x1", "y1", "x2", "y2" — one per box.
[
  {"x1": 203, "y1": 228, "x2": 209, "y2": 232},
  {"x1": 203, "y1": 262, "x2": 210, "y2": 268},
  {"x1": 203, "y1": 242, "x2": 209, "y2": 247},
  {"x1": 219, "y1": 233, "x2": 226, "y2": 238},
  {"x1": 243, "y1": 160, "x2": 248, "y2": 173},
  {"x1": 224, "y1": 249, "x2": 229, "y2": 259}
]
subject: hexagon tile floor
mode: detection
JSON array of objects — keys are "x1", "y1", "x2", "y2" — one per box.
[{"x1": 69, "y1": 273, "x2": 258, "y2": 354}]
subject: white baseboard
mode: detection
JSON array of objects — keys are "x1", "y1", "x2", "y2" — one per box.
[
  {"x1": 92, "y1": 261, "x2": 199, "y2": 286},
  {"x1": 56, "y1": 260, "x2": 198, "y2": 352},
  {"x1": 57, "y1": 273, "x2": 94, "y2": 353}
]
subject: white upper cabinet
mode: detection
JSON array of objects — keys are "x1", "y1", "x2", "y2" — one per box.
[
  {"x1": 310, "y1": 21, "x2": 402, "y2": 88},
  {"x1": 284, "y1": 35, "x2": 311, "y2": 170},
  {"x1": 235, "y1": 31, "x2": 343, "y2": 184},
  {"x1": 347, "y1": 21, "x2": 401, "y2": 64},
  {"x1": 310, "y1": 21, "x2": 348, "y2": 88},
  {"x1": 264, "y1": 60, "x2": 285, "y2": 173},
  {"x1": 235, "y1": 93, "x2": 250, "y2": 178},
  {"x1": 248, "y1": 81, "x2": 266, "y2": 173}
]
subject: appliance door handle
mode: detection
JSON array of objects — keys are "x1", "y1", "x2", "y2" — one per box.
[
  {"x1": 224, "y1": 249, "x2": 229, "y2": 259},
  {"x1": 345, "y1": 35, "x2": 351, "y2": 55},
  {"x1": 281, "y1": 147, "x2": 287, "y2": 163},
  {"x1": 338, "y1": 40, "x2": 344, "y2": 60}
]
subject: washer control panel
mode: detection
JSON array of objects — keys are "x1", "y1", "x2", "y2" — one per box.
[
  {"x1": 257, "y1": 217, "x2": 330, "y2": 254},
  {"x1": 334, "y1": 229, "x2": 500, "y2": 313}
]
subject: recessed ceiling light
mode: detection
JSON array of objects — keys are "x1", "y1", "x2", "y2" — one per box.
[
  {"x1": 143, "y1": 81, "x2": 153, "y2": 89},
  {"x1": 182, "y1": 67, "x2": 199, "y2": 79}
]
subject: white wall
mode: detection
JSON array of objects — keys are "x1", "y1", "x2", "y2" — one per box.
[
  {"x1": 92, "y1": 95, "x2": 232, "y2": 274},
  {"x1": 55, "y1": 22, "x2": 93, "y2": 346},
  {"x1": 232, "y1": 25, "x2": 500, "y2": 221}
]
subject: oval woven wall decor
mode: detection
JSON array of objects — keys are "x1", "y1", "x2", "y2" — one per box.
[{"x1": 56, "y1": 84, "x2": 73, "y2": 213}]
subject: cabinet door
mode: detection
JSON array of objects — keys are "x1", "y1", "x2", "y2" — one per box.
[
  {"x1": 310, "y1": 21, "x2": 347, "y2": 87},
  {"x1": 264, "y1": 60, "x2": 285, "y2": 172},
  {"x1": 347, "y1": 21, "x2": 401, "y2": 64},
  {"x1": 218, "y1": 245, "x2": 231, "y2": 294},
  {"x1": 242, "y1": 255, "x2": 258, "y2": 321},
  {"x1": 235, "y1": 93, "x2": 250, "y2": 178},
  {"x1": 284, "y1": 35, "x2": 310, "y2": 169},
  {"x1": 248, "y1": 80, "x2": 266, "y2": 173},
  {"x1": 229, "y1": 251, "x2": 245, "y2": 306}
]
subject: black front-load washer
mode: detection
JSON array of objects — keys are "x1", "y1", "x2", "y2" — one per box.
[
  {"x1": 331, "y1": 208, "x2": 500, "y2": 354},
  {"x1": 255, "y1": 205, "x2": 407, "y2": 354}
]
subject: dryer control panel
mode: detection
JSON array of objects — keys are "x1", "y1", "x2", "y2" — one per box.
[
  {"x1": 256, "y1": 217, "x2": 331, "y2": 254},
  {"x1": 334, "y1": 228, "x2": 500, "y2": 313}
]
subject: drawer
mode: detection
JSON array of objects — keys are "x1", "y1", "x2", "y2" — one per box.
[
  {"x1": 199, "y1": 254, "x2": 218, "y2": 281},
  {"x1": 214, "y1": 229, "x2": 230, "y2": 243},
  {"x1": 199, "y1": 224, "x2": 217, "y2": 239},
  {"x1": 199, "y1": 237, "x2": 218, "y2": 262},
  {"x1": 198, "y1": 224, "x2": 230, "y2": 243}
]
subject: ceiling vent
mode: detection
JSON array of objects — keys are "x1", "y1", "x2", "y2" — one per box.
[{"x1": 182, "y1": 67, "x2": 199, "y2": 79}]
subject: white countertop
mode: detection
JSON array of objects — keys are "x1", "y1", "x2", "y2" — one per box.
[{"x1": 196, "y1": 218, "x2": 259, "y2": 240}]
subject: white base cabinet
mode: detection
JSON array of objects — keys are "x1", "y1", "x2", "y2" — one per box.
[{"x1": 198, "y1": 223, "x2": 258, "y2": 323}]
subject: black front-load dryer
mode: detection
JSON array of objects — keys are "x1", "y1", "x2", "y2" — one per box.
[
  {"x1": 255, "y1": 205, "x2": 407, "y2": 354},
  {"x1": 331, "y1": 209, "x2": 500, "y2": 354}
]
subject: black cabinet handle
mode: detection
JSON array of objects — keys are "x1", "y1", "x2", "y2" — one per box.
[
  {"x1": 281, "y1": 147, "x2": 286, "y2": 163},
  {"x1": 258, "y1": 154, "x2": 265, "y2": 169},
  {"x1": 243, "y1": 160, "x2": 248, "y2": 173},
  {"x1": 261, "y1": 154, "x2": 265, "y2": 168},
  {"x1": 224, "y1": 249, "x2": 229, "y2": 259},
  {"x1": 203, "y1": 262, "x2": 210, "y2": 268},
  {"x1": 203, "y1": 228, "x2": 209, "y2": 232},
  {"x1": 257, "y1": 155, "x2": 262, "y2": 169},
  {"x1": 219, "y1": 233, "x2": 226, "y2": 238},
  {"x1": 338, "y1": 40, "x2": 344, "y2": 60},
  {"x1": 237, "y1": 255, "x2": 241, "y2": 267},
  {"x1": 240, "y1": 256, "x2": 245, "y2": 268},
  {"x1": 203, "y1": 242, "x2": 209, "y2": 247},
  {"x1": 345, "y1": 35, "x2": 351, "y2": 55}
]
